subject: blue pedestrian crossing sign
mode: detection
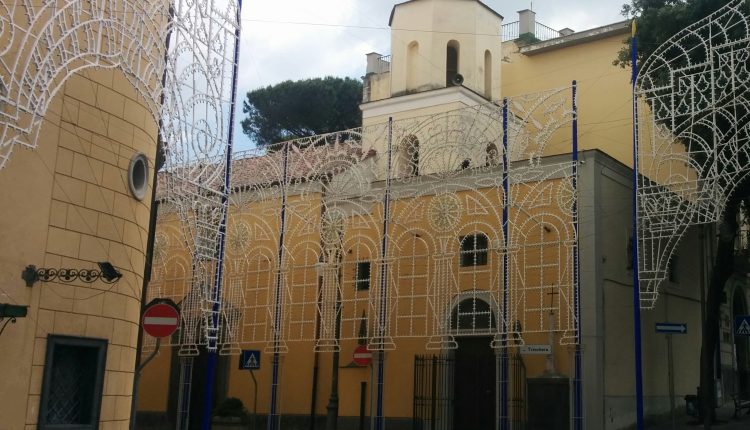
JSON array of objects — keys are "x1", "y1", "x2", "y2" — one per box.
[
  {"x1": 239, "y1": 350, "x2": 261, "y2": 370},
  {"x1": 735, "y1": 316, "x2": 750, "y2": 336}
]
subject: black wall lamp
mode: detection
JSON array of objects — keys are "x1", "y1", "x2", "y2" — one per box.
[
  {"x1": 0, "y1": 303, "x2": 28, "y2": 336},
  {"x1": 21, "y1": 261, "x2": 122, "y2": 287}
]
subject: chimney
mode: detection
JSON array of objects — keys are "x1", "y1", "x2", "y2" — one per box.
[
  {"x1": 560, "y1": 28, "x2": 575, "y2": 36},
  {"x1": 518, "y1": 9, "x2": 536, "y2": 36},
  {"x1": 366, "y1": 52, "x2": 382, "y2": 75}
]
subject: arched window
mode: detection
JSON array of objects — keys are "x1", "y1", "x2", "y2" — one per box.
[
  {"x1": 484, "y1": 50, "x2": 493, "y2": 99},
  {"x1": 407, "y1": 41, "x2": 419, "y2": 92},
  {"x1": 459, "y1": 233, "x2": 488, "y2": 267},
  {"x1": 450, "y1": 297, "x2": 496, "y2": 331},
  {"x1": 398, "y1": 135, "x2": 419, "y2": 177},
  {"x1": 408, "y1": 137, "x2": 419, "y2": 176},
  {"x1": 485, "y1": 143, "x2": 499, "y2": 166},
  {"x1": 446, "y1": 40, "x2": 460, "y2": 86}
]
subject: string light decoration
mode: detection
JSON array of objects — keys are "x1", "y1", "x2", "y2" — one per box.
[
  {"x1": 634, "y1": 0, "x2": 750, "y2": 308},
  {"x1": 154, "y1": 85, "x2": 580, "y2": 354},
  {"x1": 160, "y1": 0, "x2": 241, "y2": 356},
  {"x1": 0, "y1": 0, "x2": 167, "y2": 169},
  {"x1": 0, "y1": 0, "x2": 242, "y2": 355}
]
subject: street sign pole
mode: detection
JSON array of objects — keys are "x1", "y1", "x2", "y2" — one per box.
[
  {"x1": 250, "y1": 369, "x2": 258, "y2": 430},
  {"x1": 654, "y1": 322, "x2": 686, "y2": 430},
  {"x1": 631, "y1": 21, "x2": 645, "y2": 430},
  {"x1": 667, "y1": 334, "x2": 675, "y2": 430},
  {"x1": 239, "y1": 350, "x2": 261, "y2": 430}
]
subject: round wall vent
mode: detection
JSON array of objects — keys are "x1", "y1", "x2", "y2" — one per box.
[{"x1": 128, "y1": 153, "x2": 149, "y2": 201}]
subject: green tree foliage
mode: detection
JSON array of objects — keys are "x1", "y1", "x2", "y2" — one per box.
[
  {"x1": 617, "y1": 1, "x2": 749, "y2": 427},
  {"x1": 614, "y1": 0, "x2": 732, "y2": 69},
  {"x1": 241, "y1": 76, "x2": 363, "y2": 148}
]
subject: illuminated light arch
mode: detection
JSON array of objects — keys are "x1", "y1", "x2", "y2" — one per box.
[
  {"x1": 153, "y1": 86, "x2": 579, "y2": 354},
  {"x1": 0, "y1": 0, "x2": 167, "y2": 168},
  {"x1": 635, "y1": 0, "x2": 750, "y2": 308},
  {"x1": 1, "y1": 0, "x2": 243, "y2": 355}
]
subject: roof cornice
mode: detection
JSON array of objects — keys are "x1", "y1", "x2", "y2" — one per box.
[
  {"x1": 517, "y1": 20, "x2": 630, "y2": 56},
  {"x1": 389, "y1": 0, "x2": 503, "y2": 26}
]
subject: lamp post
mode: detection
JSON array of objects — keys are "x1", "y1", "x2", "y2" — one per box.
[{"x1": 0, "y1": 303, "x2": 28, "y2": 336}]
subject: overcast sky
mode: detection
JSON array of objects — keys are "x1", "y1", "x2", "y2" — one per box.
[{"x1": 234, "y1": 0, "x2": 628, "y2": 150}]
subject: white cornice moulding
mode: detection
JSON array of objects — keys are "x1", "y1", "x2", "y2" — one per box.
[{"x1": 360, "y1": 86, "x2": 492, "y2": 119}]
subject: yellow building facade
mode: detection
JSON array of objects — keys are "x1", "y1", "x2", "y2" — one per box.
[
  {"x1": 135, "y1": 1, "x2": 720, "y2": 430},
  {"x1": 0, "y1": 69, "x2": 159, "y2": 429}
]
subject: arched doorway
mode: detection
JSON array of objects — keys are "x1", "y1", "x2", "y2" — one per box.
[
  {"x1": 450, "y1": 296, "x2": 496, "y2": 430},
  {"x1": 734, "y1": 288, "x2": 750, "y2": 394}
]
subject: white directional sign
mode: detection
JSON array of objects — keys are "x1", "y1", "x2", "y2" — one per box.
[
  {"x1": 735, "y1": 316, "x2": 750, "y2": 336},
  {"x1": 239, "y1": 350, "x2": 261, "y2": 370},
  {"x1": 655, "y1": 322, "x2": 687, "y2": 334},
  {"x1": 520, "y1": 344, "x2": 552, "y2": 355}
]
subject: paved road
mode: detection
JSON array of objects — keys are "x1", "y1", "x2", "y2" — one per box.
[{"x1": 647, "y1": 405, "x2": 750, "y2": 429}]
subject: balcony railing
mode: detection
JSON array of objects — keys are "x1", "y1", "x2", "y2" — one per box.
[
  {"x1": 502, "y1": 21, "x2": 520, "y2": 41},
  {"x1": 374, "y1": 55, "x2": 391, "y2": 74},
  {"x1": 502, "y1": 21, "x2": 562, "y2": 42}
]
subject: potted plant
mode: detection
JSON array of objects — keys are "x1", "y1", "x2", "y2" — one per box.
[{"x1": 212, "y1": 397, "x2": 248, "y2": 429}]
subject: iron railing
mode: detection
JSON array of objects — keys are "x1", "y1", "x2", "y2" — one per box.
[
  {"x1": 374, "y1": 54, "x2": 391, "y2": 74},
  {"x1": 507, "y1": 353, "x2": 528, "y2": 429},
  {"x1": 502, "y1": 21, "x2": 520, "y2": 41},
  {"x1": 534, "y1": 22, "x2": 562, "y2": 41},
  {"x1": 502, "y1": 21, "x2": 561, "y2": 42},
  {"x1": 414, "y1": 355, "x2": 454, "y2": 430}
]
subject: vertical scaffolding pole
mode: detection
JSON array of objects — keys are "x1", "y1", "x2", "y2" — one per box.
[
  {"x1": 500, "y1": 98, "x2": 509, "y2": 430},
  {"x1": 571, "y1": 81, "x2": 583, "y2": 430},
  {"x1": 630, "y1": 20, "x2": 645, "y2": 430},
  {"x1": 200, "y1": 1, "x2": 243, "y2": 428},
  {"x1": 269, "y1": 141, "x2": 291, "y2": 430},
  {"x1": 375, "y1": 118, "x2": 393, "y2": 430}
]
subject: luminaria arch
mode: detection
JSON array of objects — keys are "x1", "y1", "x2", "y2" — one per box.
[{"x1": 635, "y1": 0, "x2": 750, "y2": 308}]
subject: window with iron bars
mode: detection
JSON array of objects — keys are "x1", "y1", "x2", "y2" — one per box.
[
  {"x1": 39, "y1": 335, "x2": 107, "y2": 429},
  {"x1": 355, "y1": 261, "x2": 371, "y2": 290},
  {"x1": 459, "y1": 234, "x2": 489, "y2": 267}
]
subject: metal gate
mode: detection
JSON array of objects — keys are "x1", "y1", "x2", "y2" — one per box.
[
  {"x1": 507, "y1": 352, "x2": 528, "y2": 429},
  {"x1": 413, "y1": 355, "x2": 454, "y2": 430}
]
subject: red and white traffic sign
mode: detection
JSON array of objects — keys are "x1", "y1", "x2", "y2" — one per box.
[
  {"x1": 142, "y1": 302, "x2": 180, "y2": 338},
  {"x1": 353, "y1": 344, "x2": 372, "y2": 366}
]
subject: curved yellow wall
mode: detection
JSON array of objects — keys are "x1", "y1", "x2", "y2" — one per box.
[{"x1": 0, "y1": 66, "x2": 158, "y2": 429}]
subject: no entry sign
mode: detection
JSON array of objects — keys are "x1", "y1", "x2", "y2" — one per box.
[
  {"x1": 142, "y1": 302, "x2": 180, "y2": 338},
  {"x1": 353, "y1": 344, "x2": 372, "y2": 366}
]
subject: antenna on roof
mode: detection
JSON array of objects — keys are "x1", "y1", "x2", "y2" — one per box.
[{"x1": 531, "y1": 2, "x2": 533, "y2": 11}]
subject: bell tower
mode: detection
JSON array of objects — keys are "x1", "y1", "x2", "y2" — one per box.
[{"x1": 361, "y1": 0, "x2": 503, "y2": 125}]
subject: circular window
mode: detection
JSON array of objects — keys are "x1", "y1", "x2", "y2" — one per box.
[{"x1": 128, "y1": 153, "x2": 149, "y2": 201}]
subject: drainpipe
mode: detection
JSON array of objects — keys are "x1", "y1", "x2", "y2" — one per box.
[
  {"x1": 130, "y1": 126, "x2": 166, "y2": 429},
  {"x1": 129, "y1": 5, "x2": 172, "y2": 423},
  {"x1": 325, "y1": 245, "x2": 343, "y2": 430},
  {"x1": 311, "y1": 176, "x2": 329, "y2": 430}
]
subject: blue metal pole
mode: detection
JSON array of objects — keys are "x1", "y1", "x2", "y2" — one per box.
[
  {"x1": 375, "y1": 118, "x2": 393, "y2": 430},
  {"x1": 500, "y1": 98, "x2": 509, "y2": 430},
  {"x1": 571, "y1": 81, "x2": 583, "y2": 430},
  {"x1": 630, "y1": 21, "x2": 645, "y2": 430},
  {"x1": 269, "y1": 142, "x2": 291, "y2": 430},
  {"x1": 201, "y1": 1, "x2": 243, "y2": 428}
]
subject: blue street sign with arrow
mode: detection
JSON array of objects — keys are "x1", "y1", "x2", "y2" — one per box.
[
  {"x1": 239, "y1": 350, "x2": 261, "y2": 370},
  {"x1": 735, "y1": 315, "x2": 750, "y2": 336},
  {"x1": 655, "y1": 322, "x2": 687, "y2": 334}
]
